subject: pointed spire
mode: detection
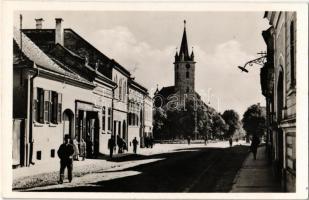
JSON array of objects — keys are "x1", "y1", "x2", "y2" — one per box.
[
  {"x1": 179, "y1": 20, "x2": 189, "y2": 60},
  {"x1": 191, "y1": 47, "x2": 194, "y2": 61}
]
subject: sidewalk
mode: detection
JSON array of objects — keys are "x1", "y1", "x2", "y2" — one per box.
[{"x1": 230, "y1": 145, "x2": 282, "y2": 192}]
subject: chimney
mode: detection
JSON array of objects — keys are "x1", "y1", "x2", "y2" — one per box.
[
  {"x1": 35, "y1": 18, "x2": 44, "y2": 29},
  {"x1": 55, "y1": 18, "x2": 63, "y2": 45}
]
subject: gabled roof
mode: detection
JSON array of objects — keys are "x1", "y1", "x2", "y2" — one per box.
[{"x1": 13, "y1": 27, "x2": 94, "y2": 86}]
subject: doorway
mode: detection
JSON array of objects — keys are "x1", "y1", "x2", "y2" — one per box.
[{"x1": 63, "y1": 109, "x2": 74, "y2": 139}]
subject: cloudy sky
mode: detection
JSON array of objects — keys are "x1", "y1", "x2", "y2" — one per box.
[{"x1": 14, "y1": 11, "x2": 270, "y2": 116}]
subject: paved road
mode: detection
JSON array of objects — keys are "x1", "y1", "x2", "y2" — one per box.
[{"x1": 30, "y1": 145, "x2": 249, "y2": 192}]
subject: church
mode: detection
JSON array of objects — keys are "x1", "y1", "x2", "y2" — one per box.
[{"x1": 155, "y1": 21, "x2": 202, "y2": 109}]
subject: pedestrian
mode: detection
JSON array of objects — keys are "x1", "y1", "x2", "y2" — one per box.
[
  {"x1": 132, "y1": 137, "x2": 139, "y2": 154},
  {"x1": 204, "y1": 135, "x2": 208, "y2": 145},
  {"x1": 122, "y1": 138, "x2": 127, "y2": 152},
  {"x1": 72, "y1": 136, "x2": 79, "y2": 161},
  {"x1": 149, "y1": 136, "x2": 154, "y2": 148},
  {"x1": 79, "y1": 138, "x2": 86, "y2": 161},
  {"x1": 251, "y1": 135, "x2": 260, "y2": 160},
  {"x1": 86, "y1": 134, "x2": 93, "y2": 158},
  {"x1": 117, "y1": 135, "x2": 123, "y2": 153},
  {"x1": 108, "y1": 136, "x2": 115, "y2": 159},
  {"x1": 57, "y1": 134, "x2": 75, "y2": 184},
  {"x1": 187, "y1": 136, "x2": 191, "y2": 145},
  {"x1": 229, "y1": 137, "x2": 233, "y2": 147}
]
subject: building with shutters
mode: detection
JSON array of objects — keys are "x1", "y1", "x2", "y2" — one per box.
[
  {"x1": 13, "y1": 26, "x2": 97, "y2": 166},
  {"x1": 261, "y1": 11, "x2": 296, "y2": 192},
  {"x1": 13, "y1": 17, "x2": 153, "y2": 167}
]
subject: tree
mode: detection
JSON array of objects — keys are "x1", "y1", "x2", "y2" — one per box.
[
  {"x1": 153, "y1": 107, "x2": 167, "y2": 140},
  {"x1": 242, "y1": 104, "x2": 266, "y2": 137},
  {"x1": 211, "y1": 113, "x2": 229, "y2": 139},
  {"x1": 222, "y1": 110, "x2": 240, "y2": 138}
]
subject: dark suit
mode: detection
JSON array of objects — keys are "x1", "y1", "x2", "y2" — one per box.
[{"x1": 57, "y1": 143, "x2": 74, "y2": 183}]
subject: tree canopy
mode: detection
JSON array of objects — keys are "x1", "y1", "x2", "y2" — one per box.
[
  {"x1": 222, "y1": 109, "x2": 240, "y2": 138},
  {"x1": 242, "y1": 104, "x2": 266, "y2": 137}
]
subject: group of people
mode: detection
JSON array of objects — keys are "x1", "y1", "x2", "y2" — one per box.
[
  {"x1": 108, "y1": 136, "x2": 140, "y2": 159},
  {"x1": 144, "y1": 136, "x2": 154, "y2": 148}
]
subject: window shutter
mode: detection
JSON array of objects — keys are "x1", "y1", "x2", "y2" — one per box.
[
  {"x1": 33, "y1": 87, "x2": 38, "y2": 122},
  {"x1": 48, "y1": 91, "x2": 52, "y2": 123},
  {"x1": 51, "y1": 91, "x2": 58, "y2": 124},
  {"x1": 57, "y1": 93, "x2": 62, "y2": 123},
  {"x1": 38, "y1": 88, "x2": 44, "y2": 123}
]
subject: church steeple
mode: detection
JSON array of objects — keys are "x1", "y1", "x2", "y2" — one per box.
[{"x1": 179, "y1": 20, "x2": 189, "y2": 60}]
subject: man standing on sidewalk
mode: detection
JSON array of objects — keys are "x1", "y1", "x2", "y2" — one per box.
[
  {"x1": 250, "y1": 135, "x2": 260, "y2": 160},
  {"x1": 108, "y1": 136, "x2": 115, "y2": 159},
  {"x1": 57, "y1": 134, "x2": 75, "y2": 184},
  {"x1": 132, "y1": 137, "x2": 139, "y2": 154}
]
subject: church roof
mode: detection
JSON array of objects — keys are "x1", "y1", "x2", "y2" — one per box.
[{"x1": 156, "y1": 86, "x2": 175, "y2": 98}]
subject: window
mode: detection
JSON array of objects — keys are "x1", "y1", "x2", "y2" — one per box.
[
  {"x1": 186, "y1": 87, "x2": 190, "y2": 93},
  {"x1": 51, "y1": 91, "x2": 58, "y2": 123},
  {"x1": 186, "y1": 71, "x2": 189, "y2": 78},
  {"x1": 51, "y1": 149, "x2": 55, "y2": 158},
  {"x1": 36, "y1": 151, "x2": 42, "y2": 160},
  {"x1": 119, "y1": 79, "x2": 122, "y2": 100},
  {"x1": 57, "y1": 93, "x2": 62, "y2": 123},
  {"x1": 44, "y1": 90, "x2": 51, "y2": 123},
  {"x1": 290, "y1": 21, "x2": 296, "y2": 87},
  {"x1": 107, "y1": 108, "x2": 112, "y2": 132},
  {"x1": 34, "y1": 88, "x2": 62, "y2": 124},
  {"x1": 102, "y1": 106, "x2": 106, "y2": 133},
  {"x1": 118, "y1": 121, "x2": 121, "y2": 136},
  {"x1": 37, "y1": 88, "x2": 44, "y2": 123},
  {"x1": 123, "y1": 81, "x2": 127, "y2": 101}
]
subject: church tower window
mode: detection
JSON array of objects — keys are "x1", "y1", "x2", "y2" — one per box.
[
  {"x1": 186, "y1": 71, "x2": 189, "y2": 78},
  {"x1": 186, "y1": 87, "x2": 190, "y2": 93}
]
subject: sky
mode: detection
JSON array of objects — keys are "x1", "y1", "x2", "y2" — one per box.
[{"x1": 14, "y1": 11, "x2": 270, "y2": 116}]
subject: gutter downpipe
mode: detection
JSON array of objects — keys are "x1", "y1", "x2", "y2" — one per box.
[
  {"x1": 111, "y1": 83, "x2": 118, "y2": 153},
  {"x1": 26, "y1": 64, "x2": 39, "y2": 166}
]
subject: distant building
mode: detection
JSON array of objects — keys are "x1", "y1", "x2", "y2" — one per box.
[
  {"x1": 261, "y1": 11, "x2": 296, "y2": 192},
  {"x1": 155, "y1": 21, "x2": 200, "y2": 107},
  {"x1": 128, "y1": 79, "x2": 148, "y2": 149}
]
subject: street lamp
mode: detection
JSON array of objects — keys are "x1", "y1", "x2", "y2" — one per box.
[{"x1": 237, "y1": 52, "x2": 267, "y2": 73}]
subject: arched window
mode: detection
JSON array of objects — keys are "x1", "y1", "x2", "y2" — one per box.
[
  {"x1": 186, "y1": 71, "x2": 189, "y2": 78},
  {"x1": 186, "y1": 87, "x2": 190, "y2": 93},
  {"x1": 290, "y1": 21, "x2": 296, "y2": 87}
]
